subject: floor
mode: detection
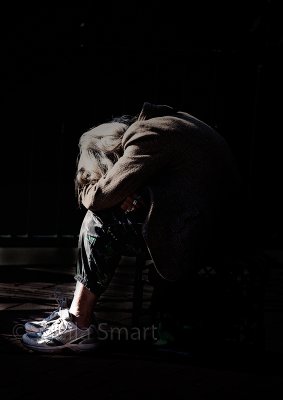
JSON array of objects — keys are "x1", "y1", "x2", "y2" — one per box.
[{"x1": 1, "y1": 247, "x2": 283, "y2": 399}]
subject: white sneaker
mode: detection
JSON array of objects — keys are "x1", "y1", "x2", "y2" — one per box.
[
  {"x1": 22, "y1": 310, "x2": 99, "y2": 353},
  {"x1": 24, "y1": 295, "x2": 68, "y2": 333}
]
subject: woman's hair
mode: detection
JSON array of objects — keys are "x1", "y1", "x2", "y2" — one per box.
[{"x1": 75, "y1": 115, "x2": 137, "y2": 201}]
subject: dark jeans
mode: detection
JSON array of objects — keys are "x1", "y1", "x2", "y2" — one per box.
[{"x1": 75, "y1": 199, "x2": 149, "y2": 297}]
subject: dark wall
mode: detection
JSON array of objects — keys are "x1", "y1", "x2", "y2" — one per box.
[{"x1": 1, "y1": 2, "x2": 282, "y2": 247}]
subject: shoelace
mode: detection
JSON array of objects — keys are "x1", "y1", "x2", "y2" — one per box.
[
  {"x1": 42, "y1": 317, "x2": 70, "y2": 338},
  {"x1": 54, "y1": 288, "x2": 68, "y2": 309},
  {"x1": 42, "y1": 289, "x2": 68, "y2": 323}
]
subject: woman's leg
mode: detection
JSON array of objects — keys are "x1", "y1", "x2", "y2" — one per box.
[
  {"x1": 69, "y1": 282, "x2": 97, "y2": 329},
  {"x1": 70, "y1": 189, "x2": 150, "y2": 329},
  {"x1": 70, "y1": 210, "x2": 123, "y2": 328}
]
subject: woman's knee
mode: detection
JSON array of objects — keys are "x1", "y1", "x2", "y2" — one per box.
[{"x1": 80, "y1": 210, "x2": 104, "y2": 235}]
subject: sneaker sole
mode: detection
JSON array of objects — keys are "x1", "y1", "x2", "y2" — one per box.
[
  {"x1": 24, "y1": 327, "x2": 45, "y2": 334},
  {"x1": 22, "y1": 339, "x2": 99, "y2": 353}
]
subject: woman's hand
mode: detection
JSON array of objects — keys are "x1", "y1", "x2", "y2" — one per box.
[{"x1": 79, "y1": 184, "x2": 96, "y2": 209}]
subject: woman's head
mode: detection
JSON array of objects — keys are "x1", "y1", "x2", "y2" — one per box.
[{"x1": 75, "y1": 116, "x2": 135, "y2": 197}]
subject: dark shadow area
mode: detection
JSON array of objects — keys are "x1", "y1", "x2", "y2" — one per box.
[
  {"x1": 1, "y1": 3, "x2": 283, "y2": 398},
  {"x1": 0, "y1": 1, "x2": 283, "y2": 249}
]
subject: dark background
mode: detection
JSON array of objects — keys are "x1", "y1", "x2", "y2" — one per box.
[{"x1": 0, "y1": 1, "x2": 282, "y2": 249}]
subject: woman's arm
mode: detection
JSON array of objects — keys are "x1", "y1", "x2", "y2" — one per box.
[{"x1": 80, "y1": 121, "x2": 172, "y2": 211}]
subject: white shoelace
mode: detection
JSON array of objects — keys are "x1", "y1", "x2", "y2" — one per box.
[
  {"x1": 42, "y1": 316, "x2": 71, "y2": 338},
  {"x1": 43, "y1": 290, "x2": 68, "y2": 323}
]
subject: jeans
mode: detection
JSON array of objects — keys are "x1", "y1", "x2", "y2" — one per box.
[{"x1": 74, "y1": 195, "x2": 149, "y2": 297}]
